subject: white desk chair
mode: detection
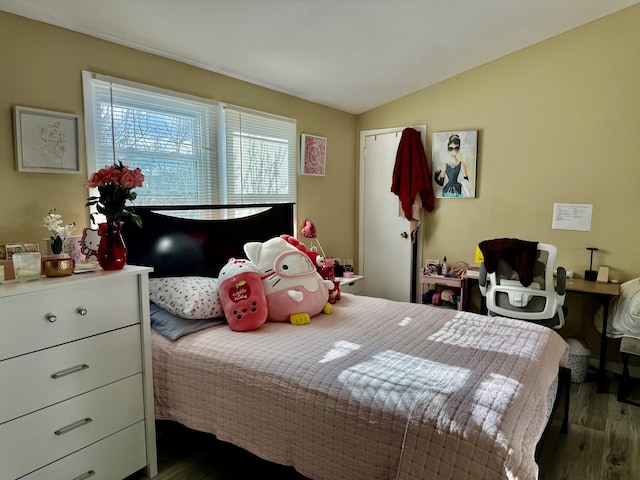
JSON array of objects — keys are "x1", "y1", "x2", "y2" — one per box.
[{"x1": 479, "y1": 242, "x2": 567, "y2": 329}]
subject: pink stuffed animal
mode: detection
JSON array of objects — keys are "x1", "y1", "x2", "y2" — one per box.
[
  {"x1": 281, "y1": 234, "x2": 340, "y2": 303},
  {"x1": 218, "y1": 258, "x2": 268, "y2": 331},
  {"x1": 244, "y1": 237, "x2": 333, "y2": 324},
  {"x1": 280, "y1": 234, "x2": 306, "y2": 252}
]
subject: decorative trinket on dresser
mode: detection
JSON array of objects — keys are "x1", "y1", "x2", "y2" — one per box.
[
  {"x1": 85, "y1": 162, "x2": 145, "y2": 270},
  {"x1": 43, "y1": 257, "x2": 75, "y2": 277},
  {"x1": 12, "y1": 252, "x2": 41, "y2": 282}
]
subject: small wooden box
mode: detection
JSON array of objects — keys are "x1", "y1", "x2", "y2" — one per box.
[{"x1": 0, "y1": 260, "x2": 15, "y2": 280}]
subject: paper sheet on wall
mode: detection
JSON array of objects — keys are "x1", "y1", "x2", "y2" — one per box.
[{"x1": 552, "y1": 203, "x2": 592, "y2": 231}]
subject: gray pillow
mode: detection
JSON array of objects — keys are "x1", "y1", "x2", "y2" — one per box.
[{"x1": 150, "y1": 302, "x2": 225, "y2": 340}]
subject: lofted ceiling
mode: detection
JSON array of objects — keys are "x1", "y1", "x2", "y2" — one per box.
[{"x1": 1, "y1": 0, "x2": 638, "y2": 114}]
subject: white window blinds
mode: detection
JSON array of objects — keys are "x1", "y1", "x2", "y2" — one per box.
[
  {"x1": 82, "y1": 71, "x2": 296, "y2": 207},
  {"x1": 224, "y1": 106, "x2": 297, "y2": 204}
]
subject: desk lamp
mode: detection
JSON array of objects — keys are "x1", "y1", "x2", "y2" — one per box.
[{"x1": 585, "y1": 247, "x2": 598, "y2": 281}]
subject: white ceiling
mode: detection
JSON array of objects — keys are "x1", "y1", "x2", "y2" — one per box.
[{"x1": 1, "y1": 0, "x2": 638, "y2": 114}]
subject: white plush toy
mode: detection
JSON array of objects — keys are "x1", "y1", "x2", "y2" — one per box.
[{"x1": 244, "y1": 237, "x2": 333, "y2": 324}]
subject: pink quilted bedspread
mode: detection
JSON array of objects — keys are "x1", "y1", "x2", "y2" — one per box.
[{"x1": 152, "y1": 294, "x2": 568, "y2": 480}]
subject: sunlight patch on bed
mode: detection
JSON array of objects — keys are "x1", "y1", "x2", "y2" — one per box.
[
  {"x1": 337, "y1": 350, "x2": 470, "y2": 414},
  {"x1": 468, "y1": 372, "x2": 520, "y2": 446},
  {"x1": 398, "y1": 316, "x2": 412, "y2": 326},
  {"x1": 425, "y1": 311, "x2": 488, "y2": 346},
  {"x1": 427, "y1": 311, "x2": 545, "y2": 358},
  {"x1": 319, "y1": 340, "x2": 361, "y2": 363}
]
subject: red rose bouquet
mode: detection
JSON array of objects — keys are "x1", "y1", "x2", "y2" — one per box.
[{"x1": 85, "y1": 162, "x2": 144, "y2": 228}]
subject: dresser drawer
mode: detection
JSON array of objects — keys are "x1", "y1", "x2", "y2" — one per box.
[
  {"x1": 0, "y1": 275, "x2": 140, "y2": 360},
  {"x1": 0, "y1": 374, "x2": 144, "y2": 480},
  {"x1": 21, "y1": 421, "x2": 147, "y2": 480},
  {"x1": 0, "y1": 326, "x2": 142, "y2": 423}
]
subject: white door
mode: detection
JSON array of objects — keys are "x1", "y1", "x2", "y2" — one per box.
[{"x1": 359, "y1": 126, "x2": 426, "y2": 302}]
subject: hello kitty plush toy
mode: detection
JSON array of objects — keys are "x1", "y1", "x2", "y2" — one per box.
[
  {"x1": 279, "y1": 234, "x2": 306, "y2": 253},
  {"x1": 244, "y1": 237, "x2": 333, "y2": 324},
  {"x1": 281, "y1": 234, "x2": 340, "y2": 304},
  {"x1": 218, "y1": 258, "x2": 268, "y2": 332}
]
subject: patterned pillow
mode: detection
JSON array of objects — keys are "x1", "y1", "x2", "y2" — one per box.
[{"x1": 149, "y1": 276, "x2": 224, "y2": 320}]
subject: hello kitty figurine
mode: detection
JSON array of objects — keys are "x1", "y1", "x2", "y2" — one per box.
[
  {"x1": 244, "y1": 237, "x2": 333, "y2": 323},
  {"x1": 81, "y1": 227, "x2": 100, "y2": 262}
]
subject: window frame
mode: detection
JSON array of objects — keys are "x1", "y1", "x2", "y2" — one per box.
[{"x1": 82, "y1": 71, "x2": 297, "y2": 217}]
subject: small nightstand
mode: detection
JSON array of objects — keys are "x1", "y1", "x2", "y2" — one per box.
[{"x1": 337, "y1": 275, "x2": 365, "y2": 295}]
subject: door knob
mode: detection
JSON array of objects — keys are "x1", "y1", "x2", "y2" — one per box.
[{"x1": 400, "y1": 232, "x2": 408, "y2": 239}]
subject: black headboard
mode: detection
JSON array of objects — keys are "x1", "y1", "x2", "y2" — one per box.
[{"x1": 122, "y1": 203, "x2": 294, "y2": 278}]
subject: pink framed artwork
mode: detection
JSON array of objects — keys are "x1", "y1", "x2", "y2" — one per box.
[{"x1": 301, "y1": 134, "x2": 327, "y2": 176}]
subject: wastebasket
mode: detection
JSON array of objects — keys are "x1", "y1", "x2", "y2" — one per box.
[{"x1": 566, "y1": 337, "x2": 591, "y2": 383}]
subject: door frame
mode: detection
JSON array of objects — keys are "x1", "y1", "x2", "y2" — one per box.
[{"x1": 358, "y1": 125, "x2": 426, "y2": 302}]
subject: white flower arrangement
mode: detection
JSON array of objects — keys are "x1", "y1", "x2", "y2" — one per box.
[{"x1": 43, "y1": 209, "x2": 77, "y2": 255}]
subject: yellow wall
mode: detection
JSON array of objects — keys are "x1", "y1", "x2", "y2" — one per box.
[
  {"x1": 358, "y1": 4, "x2": 640, "y2": 360},
  {"x1": 2, "y1": 6, "x2": 640, "y2": 360},
  {"x1": 0, "y1": 11, "x2": 357, "y2": 260}
]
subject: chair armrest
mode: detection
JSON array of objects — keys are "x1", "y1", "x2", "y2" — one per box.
[
  {"x1": 479, "y1": 263, "x2": 488, "y2": 295},
  {"x1": 556, "y1": 266, "x2": 567, "y2": 297}
]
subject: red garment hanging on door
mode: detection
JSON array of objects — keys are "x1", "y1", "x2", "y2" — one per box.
[{"x1": 391, "y1": 127, "x2": 435, "y2": 219}]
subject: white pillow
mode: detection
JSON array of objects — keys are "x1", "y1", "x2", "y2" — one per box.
[{"x1": 149, "y1": 276, "x2": 224, "y2": 320}]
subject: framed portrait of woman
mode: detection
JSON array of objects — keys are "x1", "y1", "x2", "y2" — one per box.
[{"x1": 432, "y1": 130, "x2": 477, "y2": 198}]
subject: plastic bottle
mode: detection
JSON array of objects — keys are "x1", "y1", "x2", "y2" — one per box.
[{"x1": 441, "y1": 256, "x2": 448, "y2": 275}]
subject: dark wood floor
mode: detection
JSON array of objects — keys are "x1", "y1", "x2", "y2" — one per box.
[
  {"x1": 129, "y1": 372, "x2": 639, "y2": 480},
  {"x1": 129, "y1": 421, "x2": 308, "y2": 480},
  {"x1": 543, "y1": 373, "x2": 639, "y2": 480}
]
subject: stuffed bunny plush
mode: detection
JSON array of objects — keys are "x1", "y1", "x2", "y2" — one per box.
[{"x1": 244, "y1": 237, "x2": 333, "y2": 323}]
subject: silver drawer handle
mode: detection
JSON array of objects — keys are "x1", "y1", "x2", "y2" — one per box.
[
  {"x1": 72, "y1": 470, "x2": 96, "y2": 480},
  {"x1": 51, "y1": 363, "x2": 90, "y2": 379},
  {"x1": 46, "y1": 313, "x2": 57, "y2": 323},
  {"x1": 77, "y1": 307, "x2": 88, "y2": 316},
  {"x1": 54, "y1": 417, "x2": 93, "y2": 436}
]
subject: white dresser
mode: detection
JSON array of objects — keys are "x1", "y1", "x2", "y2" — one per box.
[{"x1": 0, "y1": 266, "x2": 157, "y2": 480}]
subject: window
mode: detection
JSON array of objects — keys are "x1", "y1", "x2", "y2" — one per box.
[
  {"x1": 224, "y1": 106, "x2": 297, "y2": 204},
  {"x1": 82, "y1": 71, "x2": 297, "y2": 207}
]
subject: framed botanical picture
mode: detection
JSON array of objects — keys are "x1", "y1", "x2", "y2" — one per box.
[
  {"x1": 14, "y1": 106, "x2": 82, "y2": 174},
  {"x1": 301, "y1": 134, "x2": 327, "y2": 176},
  {"x1": 432, "y1": 130, "x2": 478, "y2": 198}
]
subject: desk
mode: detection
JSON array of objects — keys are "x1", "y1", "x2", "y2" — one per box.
[{"x1": 565, "y1": 279, "x2": 620, "y2": 392}]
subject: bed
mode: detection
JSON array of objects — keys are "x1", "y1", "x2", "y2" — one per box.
[{"x1": 123, "y1": 204, "x2": 570, "y2": 480}]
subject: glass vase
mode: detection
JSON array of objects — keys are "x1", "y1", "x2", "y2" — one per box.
[{"x1": 97, "y1": 221, "x2": 127, "y2": 270}]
